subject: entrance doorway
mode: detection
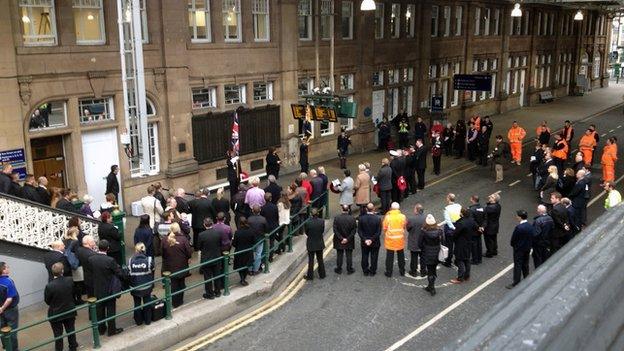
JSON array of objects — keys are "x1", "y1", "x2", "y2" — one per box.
[
  {"x1": 81, "y1": 128, "x2": 121, "y2": 208},
  {"x1": 30, "y1": 136, "x2": 66, "y2": 189}
]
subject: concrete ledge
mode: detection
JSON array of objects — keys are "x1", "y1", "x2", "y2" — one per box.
[{"x1": 97, "y1": 222, "x2": 331, "y2": 351}]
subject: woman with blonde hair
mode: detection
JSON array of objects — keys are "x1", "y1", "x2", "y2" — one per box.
[
  {"x1": 212, "y1": 187, "x2": 231, "y2": 225},
  {"x1": 276, "y1": 191, "x2": 291, "y2": 255},
  {"x1": 161, "y1": 222, "x2": 192, "y2": 307},
  {"x1": 540, "y1": 165, "x2": 559, "y2": 208}
]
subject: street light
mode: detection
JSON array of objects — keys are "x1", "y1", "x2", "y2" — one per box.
[
  {"x1": 574, "y1": 10, "x2": 584, "y2": 21},
  {"x1": 360, "y1": 0, "x2": 376, "y2": 11},
  {"x1": 511, "y1": 3, "x2": 522, "y2": 17}
]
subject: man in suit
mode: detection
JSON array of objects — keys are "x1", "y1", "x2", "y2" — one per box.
[
  {"x1": 189, "y1": 190, "x2": 214, "y2": 251},
  {"x1": 21, "y1": 174, "x2": 42, "y2": 203},
  {"x1": 44, "y1": 263, "x2": 78, "y2": 351},
  {"x1": 358, "y1": 203, "x2": 382, "y2": 276},
  {"x1": 0, "y1": 164, "x2": 12, "y2": 194},
  {"x1": 532, "y1": 204, "x2": 554, "y2": 269},
  {"x1": 550, "y1": 192, "x2": 571, "y2": 253},
  {"x1": 333, "y1": 205, "x2": 357, "y2": 274},
  {"x1": 37, "y1": 176, "x2": 51, "y2": 205},
  {"x1": 260, "y1": 193, "x2": 279, "y2": 261},
  {"x1": 248, "y1": 205, "x2": 268, "y2": 274},
  {"x1": 568, "y1": 169, "x2": 589, "y2": 229},
  {"x1": 55, "y1": 189, "x2": 76, "y2": 212},
  {"x1": 377, "y1": 158, "x2": 393, "y2": 214},
  {"x1": 263, "y1": 175, "x2": 282, "y2": 205},
  {"x1": 450, "y1": 208, "x2": 478, "y2": 284},
  {"x1": 406, "y1": 204, "x2": 426, "y2": 277},
  {"x1": 197, "y1": 219, "x2": 223, "y2": 299},
  {"x1": 105, "y1": 165, "x2": 119, "y2": 203},
  {"x1": 89, "y1": 240, "x2": 123, "y2": 336},
  {"x1": 507, "y1": 210, "x2": 534, "y2": 289},
  {"x1": 309, "y1": 170, "x2": 324, "y2": 204},
  {"x1": 468, "y1": 195, "x2": 486, "y2": 265},
  {"x1": 174, "y1": 188, "x2": 191, "y2": 214},
  {"x1": 303, "y1": 208, "x2": 326, "y2": 280},
  {"x1": 390, "y1": 150, "x2": 407, "y2": 203},
  {"x1": 317, "y1": 167, "x2": 329, "y2": 210},
  {"x1": 414, "y1": 139, "x2": 428, "y2": 190},
  {"x1": 76, "y1": 236, "x2": 97, "y2": 297},
  {"x1": 43, "y1": 241, "x2": 72, "y2": 282}
]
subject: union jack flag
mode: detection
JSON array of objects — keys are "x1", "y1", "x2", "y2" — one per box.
[{"x1": 231, "y1": 110, "x2": 240, "y2": 156}]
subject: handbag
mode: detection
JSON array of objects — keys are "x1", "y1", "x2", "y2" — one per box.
[{"x1": 438, "y1": 245, "x2": 449, "y2": 262}]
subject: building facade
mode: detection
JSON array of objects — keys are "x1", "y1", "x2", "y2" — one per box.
[{"x1": 0, "y1": 0, "x2": 611, "y2": 209}]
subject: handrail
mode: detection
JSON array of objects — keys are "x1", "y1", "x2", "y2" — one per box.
[
  {"x1": 0, "y1": 191, "x2": 329, "y2": 351},
  {"x1": 0, "y1": 191, "x2": 101, "y2": 226}
]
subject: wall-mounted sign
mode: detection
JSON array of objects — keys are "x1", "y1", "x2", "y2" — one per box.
[
  {"x1": 291, "y1": 104, "x2": 307, "y2": 119},
  {"x1": 313, "y1": 106, "x2": 337, "y2": 122},
  {"x1": 431, "y1": 95, "x2": 443, "y2": 113},
  {"x1": 453, "y1": 74, "x2": 493, "y2": 91},
  {"x1": 0, "y1": 148, "x2": 26, "y2": 180}
]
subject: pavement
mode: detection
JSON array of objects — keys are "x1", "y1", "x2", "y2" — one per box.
[{"x1": 14, "y1": 82, "x2": 624, "y2": 350}]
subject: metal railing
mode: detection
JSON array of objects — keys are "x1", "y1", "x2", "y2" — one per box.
[{"x1": 0, "y1": 192, "x2": 329, "y2": 350}]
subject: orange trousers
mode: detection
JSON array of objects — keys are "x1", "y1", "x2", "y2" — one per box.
[
  {"x1": 580, "y1": 147, "x2": 593, "y2": 165},
  {"x1": 602, "y1": 164, "x2": 615, "y2": 182},
  {"x1": 510, "y1": 142, "x2": 522, "y2": 162}
]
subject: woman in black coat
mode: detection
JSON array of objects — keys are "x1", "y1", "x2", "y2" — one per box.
[
  {"x1": 451, "y1": 209, "x2": 478, "y2": 283},
  {"x1": 484, "y1": 194, "x2": 502, "y2": 257},
  {"x1": 212, "y1": 188, "x2": 231, "y2": 225},
  {"x1": 98, "y1": 212, "x2": 123, "y2": 265},
  {"x1": 232, "y1": 217, "x2": 256, "y2": 286},
  {"x1": 557, "y1": 168, "x2": 576, "y2": 198},
  {"x1": 453, "y1": 120, "x2": 466, "y2": 158},
  {"x1": 134, "y1": 214, "x2": 154, "y2": 257},
  {"x1": 161, "y1": 223, "x2": 192, "y2": 308},
  {"x1": 418, "y1": 216, "x2": 443, "y2": 296},
  {"x1": 265, "y1": 147, "x2": 282, "y2": 179}
]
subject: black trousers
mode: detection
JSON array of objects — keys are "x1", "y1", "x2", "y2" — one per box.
[
  {"x1": 202, "y1": 263, "x2": 223, "y2": 297},
  {"x1": 132, "y1": 295, "x2": 153, "y2": 326},
  {"x1": 456, "y1": 259, "x2": 471, "y2": 280},
  {"x1": 468, "y1": 142, "x2": 478, "y2": 160},
  {"x1": 574, "y1": 204, "x2": 588, "y2": 227},
  {"x1": 192, "y1": 227, "x2": 203, "y2": 251},
  {"x1": 443, "y1": 230, "x2": 455, "y2": 265},
  {"x1": 379, "y1": 137, "x2": 389, "y2": 151},
  {"x1": 399, "y1": 133, "x2": 409, "y2": 148},
  {"x1": 307, "y1": 250, "x2": 326, "y2": 279},
  {"x1": 416, "y1": 168, "x2": 426, "y2": 189},
  {"x1": 300, "y1": 162, "x2": 309, "y2": 174},
  {"x1": 406, "y1": 171, "x2": 417, "y2": 194},
  {"x1": 50, "y1": 318, "x2": 78, "y2": 351},
  {"x1": 380, "y1": 190, "x2": 391, "y2": 214},
  {"x1": 391, "y1": 186, "x2": 402, "y2": 203},
  {"x1": 484, "y1": 234, "x2": 498, "y2": 255},
  {"x1": 170, "y1": 277, "x2": 186, "y2": 308},
  {"x1": 432, "y1": 156, "x2": 441, "y2": 175},
  {"x1": 513, "y1": 250, "x2": 530, "y2": 285},
  {"x1": 426, "y1": 264, "x2": 438, "y2": 289},
  {"x1": 410, "y1": 250, "x2": 425, "y2": 274},
  {"x1": 96, "y1": 300, "x2": 117, "y2": 334},
  {"x1": 531, "y1": 244, "x2": 550, "y2": 269},
  {"x1": 228, "y1": 181, "x2": 239, "y2": 204},
  {"x1": 470, "y1": 236, "x2": 483, "y2": 264},
  {"x1": 336, "y1": 249, "x2": 353, "y2": 271},
  {"x1": 361, "y1": 245, "x2": 380, "y2": 274},
  {"x1": 385, "y1": 249, "x2": 405, "y2": 276},
  {"x1": 479, "y1": 149, "x2": 489, "y2": 166}
]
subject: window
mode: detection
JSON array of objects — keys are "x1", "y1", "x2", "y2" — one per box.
[
  {"x1": 511, "y1": 16, "x2": 521, "y2": 35},
  {"x1": 340, "y1": 95, "x2": 355, "y2": 131},
  {"x1": 320, "y1": 120, "x2": 334, "y2": 136},
  {"x1": 388, "y1": 69, "x2": 399, "y2": 84},
  {"x1": 298, "y1": 0, "x2": 312, "y2": 40},
  {"x1": 400, "y1": 86, "x2": 413, "y2": 115},
  {"x1": 451, "y1": 62, "x2": 460, "y2": 106},
  {"x1": 253, "y1": 82, "x2": 273, "y2": 101},
  {"x1": 443, "y1": 6, "x2": 451, "y2": 37},
  {"x1": 319, "y1": 76, "x2": 330, "y2": 89},
  {"x1": 146, "y1": 98, "x2": 156, "y2": 116},
  {"x1": 374, "y1": 2, "x2": 384, "y2": 39},
  {"x1": 298, "y1": 118, "x2": 314, "y2": 138},
  {"x1": 402, "y1": 67, "x2": 414, "y2": 82},
  {"x1": 139, "y1": 0, "x2": 148, "y2": 43},
  {"x1": 372, "y1": 71, "x2": 384, "y2": 86},
  {"x1": 188, "y1": 0, "x2": 211, "y2": 42},
  {"x1": 431, "y1": 5, "x2": 438, "y2": 37},
  {"x1": 406, "y1": 4, "x2": 415, "y2": 37},
  {"x1": 388, "y1": 88, "x2": 399, "y2": 116},
  {"x1": 455, "y1": 5, "x2": 462, "y2": 36},
  {"x1": 253, "y1": 0, "x2": 270, "y2": 41},
  {"x1": 537, "y1": 12, "x2": 542, "y2": 36},
  {"x1": 429, "y1": 65, "x2": 437, "y2": 79},
  {"x1": 298, "y1": 78, "x2": 314, "y2": 96},
  {"x1": 482, "y1": 8, "x2": 490, "y2": 36},
  {"x1": 29, "y1": 101, "x2": 67, "y2": 131},
  {"x1": 522, "y1": 11, "x2": 529, "y2": 35},
  {"x1": 341, "y1": 1, "x2": 353, "y2": 39},
  {"x1": 79, "y1": 98, "x2": 114, "y2": 123},
  {"x1": 593, "y1": 54, "x2": 601, "y2": 79},
  {"x1": 73, "y1": 0, "x2": 105, "y2": 44},
  {"x1": 224, "y1": 84, "x2": 246, "y2": 104},
  {"x1": 192, "y1": 87, "x2": 217, "y2": 109},
  {"x1": 19, "y1": 0, "x2": 58, "y2": 45},
  {"x1": 493, "y1": 9, "x2": 499, "y2": 35},
  {"x1": 320, "y1": 0, "x2": 332, "y2": 40},
  {"x1": 340, "y1": 74, "x2": 354, "y2": 91},
  {"x1": 129, "y1": 122, "x2": 160, "y2": 176},
  {"x1": 390, "y1": 3, "x2": 400, "y2": 38},
  {"x1": 471, "y1": 59, "x2": 496, "y2": 101},
  {"x1": 223, "y1": 0, "x2": 241, "y2": 42}
]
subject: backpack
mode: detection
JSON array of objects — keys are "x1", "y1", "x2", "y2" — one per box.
[{"x1": 64, "y1": 241, "x2": 80, "y2": 270}]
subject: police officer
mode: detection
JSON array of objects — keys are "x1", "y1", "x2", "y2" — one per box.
[{"x1": 128, "y1": 243, "x2": 154, "y2": 326}]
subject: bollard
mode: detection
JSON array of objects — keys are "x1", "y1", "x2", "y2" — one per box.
[
  {"x1": 287, "y1": 224, "x2": 293, "y2": 253},
  {"x1": 222, "y1": 252, "x2": 230, "y2": 296},
  {"x1": 87, "y1": 297, "x2": 101, "y2": 349},
  {"x1": 162, "y1": 272, "x2": 173, "y2": 320},
  {"x1": 263, "y1": 233, "x2": 270, "y2": 274},
  {"x1": 1, "y1": 326, "x2": 13, "y2": 351},
  {"x1": 111, "y1": 209, "x2": 127, "y2": 266}
]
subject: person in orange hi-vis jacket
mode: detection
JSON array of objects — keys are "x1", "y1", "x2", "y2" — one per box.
[
  {"x1": 601, "y1": 137, "x2": 618, "y2": 183},
  {"x1": 470, "y1": 115, "x2": 481, "y2": 131},
  {"x1": 507, "y1": 121, "x2": 526, "y2": 165},
  {"x1": 578, "y1": 129, "x2": 597, "y2": 165}
]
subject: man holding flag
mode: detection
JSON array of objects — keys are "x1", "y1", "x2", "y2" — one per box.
[{"x1": 227, "y1": 108, "x2": 243, "y2": 200}]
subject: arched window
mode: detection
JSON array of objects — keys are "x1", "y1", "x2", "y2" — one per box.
[
  {"x1": 28, "y1": 100, "x2": 67, "y2": 131},
  {"x1": 146, "y1": 98, "x2": 156, "y2": 116}
]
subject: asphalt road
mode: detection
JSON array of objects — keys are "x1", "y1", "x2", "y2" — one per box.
[{"x1": 183, "y1": 106, "x2": 624, "y2": 351}]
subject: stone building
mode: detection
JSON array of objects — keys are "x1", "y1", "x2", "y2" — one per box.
[{"x1": 0, "y1": 0, "x2": 611, "y2": 210}]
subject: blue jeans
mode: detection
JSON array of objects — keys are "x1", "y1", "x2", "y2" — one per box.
[{"x1": 253, "y1": 243, "x2": 264, "y2": 272}]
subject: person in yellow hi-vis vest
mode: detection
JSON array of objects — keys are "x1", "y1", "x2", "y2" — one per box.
[
  {"x1": 507, "y1": 121, "x2": 527, "y2": 165},
  {"x1": 383, "y1": 202, "x2": 407, "y2": 277}
]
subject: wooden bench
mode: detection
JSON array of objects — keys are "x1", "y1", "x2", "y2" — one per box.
[{"x1": 539, "y1": 91, "x2": 554, "y2": 103}]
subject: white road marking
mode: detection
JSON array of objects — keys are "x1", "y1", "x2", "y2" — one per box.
[
  {"x1": 617, "y1": 125, "x2": 622, "y2": 129},
  {"x1": 385, "y1": 264, "x2": 514, "y2": 351},
  {"x1": 587, "y1": 174, "x2": 624, "y2": 207},
  {"x1": 492, "y1": 190, "x2": 502, "y2": 196},
  {"x1": 601, "y1": 133, "x2": 607, "y2": 137},
  {"x1": 609, "y1": 129, "x2": 615, "y2": 133},
  {"x1": 571, "y1": 149, "x2": 578, "y2": 154},
  {"x1": 400, "y1": 281, "x2": 453, "y2": 289},
  {"x1": 526, "y1": 173, "x2": 532, "y2": 177},
  {"x1": 509, "y1": 180, "x2": 521, "y2": 187}
]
